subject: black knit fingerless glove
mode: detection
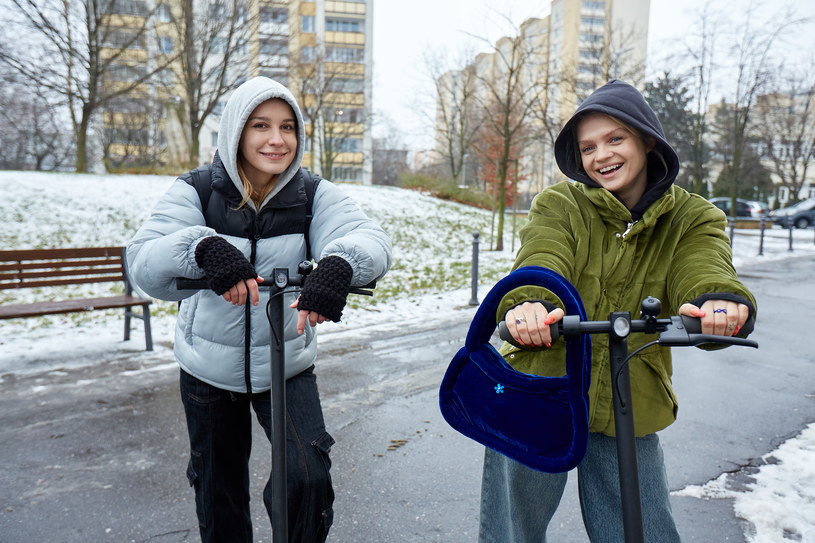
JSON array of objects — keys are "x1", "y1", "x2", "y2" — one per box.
[
  {"x1": 194, "y1": 236, "x2": 257, "y2": 295},
  {"x1": 298, "y1": 256, "x2": 353, "y2": 322}
]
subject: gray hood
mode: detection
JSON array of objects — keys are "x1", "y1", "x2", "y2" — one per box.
[{"x1": 217, "y1": 76, "x2": 306, "y2": 209}]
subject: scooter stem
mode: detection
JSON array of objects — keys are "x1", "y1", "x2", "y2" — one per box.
[{"x1": 608, "y1": 312, "x2": 645, "y2": 543}]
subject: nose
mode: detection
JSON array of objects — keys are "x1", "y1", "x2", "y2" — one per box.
[
  {"x1": 595, "y1": 144, "x2": 613, "y2": 161},
  {"x1": 267, "y1": 128, "x2": 284, "y2": 145}
]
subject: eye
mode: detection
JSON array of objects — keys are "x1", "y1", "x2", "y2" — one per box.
[
  {"x1": 281, "y1": 123, "x2": 295, "y2": 131},
  {"x1": 252, "y1": 121, "x2": 268, "y2": 130},
  {"x1": 610, "y1": 135, "x2": 623, "y2": 143},
  {"x1": 581, "y1": 145, "x2": 595, "y2": 154}
]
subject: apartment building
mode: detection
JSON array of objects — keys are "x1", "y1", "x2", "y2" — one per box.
[
  {"x1": 434, "y1": 0, "x2": 650, "y2": 196},
  {"x1": 101, "y1": 0, "x2": 373, "y2": 183}
]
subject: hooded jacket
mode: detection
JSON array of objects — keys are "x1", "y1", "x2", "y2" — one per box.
[
  {"x1": 127, "y1": 77, "x2": 392, "y2": 393},
  {"x1": 498, "y1": 80, "x2": 756, "y2": 437}
]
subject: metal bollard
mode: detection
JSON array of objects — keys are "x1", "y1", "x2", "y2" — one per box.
[
  {"x1": 728, "y1": 218, "x2": 735, "y2": 248},
  {"x1": 788, "y1": 217, "x2": 794, "y2": 252},
  {"x1": 758, "y1": 219, "x2": 766, "y2": 256},
  {"x1": 469, "y1": 232, "x2": 480, "y2": 306}
]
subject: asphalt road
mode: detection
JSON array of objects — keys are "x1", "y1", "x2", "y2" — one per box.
[{"x1": 1, "y1": 255, "x2": 813, "y2": 542}]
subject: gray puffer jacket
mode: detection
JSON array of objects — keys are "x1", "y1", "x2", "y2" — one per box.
[{"x1": 127, "y1": 77, "x2": 392, "y2": 392}]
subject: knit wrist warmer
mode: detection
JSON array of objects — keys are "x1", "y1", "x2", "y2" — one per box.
[
  {"x1": 298, "y1": 256, "x2": 353, "y2": 322},
  {"x1": 194, "y1": 236, "x2": 257, "y2": 295}
]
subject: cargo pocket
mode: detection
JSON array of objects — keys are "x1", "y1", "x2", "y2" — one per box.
[
  {"x1": 186, "y1": 450, "x2": 209, "y2": 530},
  {"x1": 311, "y1": 431, "x2": 336, "y2": 536}
]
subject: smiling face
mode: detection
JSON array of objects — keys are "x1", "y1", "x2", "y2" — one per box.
[
  {"x1": 238, "y1": 98, "x2": 297, "y2": 192},
  {"x1": 576, "y1": 112, "x2": 654, "y2": 209}
]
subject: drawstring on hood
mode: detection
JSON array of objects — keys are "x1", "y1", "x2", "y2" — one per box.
[
  {"x1": 217, "y1": 76, "x2": 306, "y2": 210},
  {"x1": 554, "y1": 80, "x2": 680, "y2": 219}
]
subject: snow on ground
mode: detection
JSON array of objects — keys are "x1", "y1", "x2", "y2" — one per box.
[{"x1": 2, "y1": 170, "x2": 815, "y2": 540}]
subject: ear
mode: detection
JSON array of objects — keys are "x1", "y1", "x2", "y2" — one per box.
[{"x1": 645, "y1": 137, "x2": 656, "y2": 154}]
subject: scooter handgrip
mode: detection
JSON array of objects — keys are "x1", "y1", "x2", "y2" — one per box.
[
  {"x1": 497, "y1": 321, "x2": 560, "y2": 342},
  {"x1": 679, "y1": 315, "x2": 755, "y2": 336},
  {"x1": 176, "y1": 278, "x2": 208, "y2": 290}
]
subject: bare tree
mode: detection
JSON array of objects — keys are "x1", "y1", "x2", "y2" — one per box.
[
  {"x1": 753, "y1": 75, "x2": 815, "y2": 204},
  {"x1": 717, "y1": 2, "x2": 804, "y2": 214},
  {"x1": 0, "y1": 74, "x2": 74, "y2": 170},
  {"x1": 469, "y1": 19, "x2": 547, "y2": 251},
  {"x1": 0, "y1": 0, "x2": 179, "y2": 172},
  {"x1": 289, "y1": 37, "x2": 368, "y2": 180},
  {"x1": 679, "y1": 1, "x2": 720, "y2": 196},
  {"x1": 422, "y1": 46, "x2": 482, "y2": 182},
  {"x1": 157, "y1": 0, "x2": 255, "y2": 167},
  {"x1": 102, "y1": 93, "x2": 167, "y2": 170}
]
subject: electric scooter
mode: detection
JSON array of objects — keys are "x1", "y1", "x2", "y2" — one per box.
[
  {"x1": 176, "y1": 261, "x2": 374, "y2": 543},
  {"x1": 497, "y1": 294, "x2": 757, "y2": 543}
]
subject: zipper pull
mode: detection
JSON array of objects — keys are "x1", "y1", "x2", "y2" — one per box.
[{"x1": 619, "y1": 221, "x2": 637, "y2": 240}]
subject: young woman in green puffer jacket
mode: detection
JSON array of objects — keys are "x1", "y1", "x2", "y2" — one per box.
[{"x1": 478, "y1": 80, "x2": 756, "y2": 543}]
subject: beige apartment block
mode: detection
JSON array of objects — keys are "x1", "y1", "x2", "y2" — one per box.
[
  {"x1": 434, "y1": 0, "x2": 650, "y2": 196},
  {"x1": 100, "y1": 0, "x2": 373, "y2": 183}
]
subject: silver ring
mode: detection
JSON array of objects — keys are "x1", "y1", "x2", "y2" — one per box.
[
  {"x1": 713, "y1": 308, "x2": 727, "y2": 314},
  {"x1": 515, "y1": 318, "x2": 525, "y2": 325}
]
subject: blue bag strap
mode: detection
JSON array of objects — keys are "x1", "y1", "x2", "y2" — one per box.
[{"x1": 465, "y1": 266, "x2": 588, "y2": 349}]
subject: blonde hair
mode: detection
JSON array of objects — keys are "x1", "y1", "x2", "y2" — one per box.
[{"x1": 235, "y1": 156, "x2": 276, "y2": 209}]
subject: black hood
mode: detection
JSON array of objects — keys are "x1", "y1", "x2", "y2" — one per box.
[{"x1": 554, "y1": 80, "x2": 680, "y2": 218}]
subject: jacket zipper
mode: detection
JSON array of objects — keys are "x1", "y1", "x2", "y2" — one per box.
[
  {"x1": 619, "y1": 220, "x2": 638, "y2": 240},
  {"x1": 244, "y1": 226, "x2": 259, "y2": 394}
]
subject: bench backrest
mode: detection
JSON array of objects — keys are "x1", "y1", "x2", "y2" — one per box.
[{"x1": 0, "y1": 247, "x2": 126, "y2": 290}]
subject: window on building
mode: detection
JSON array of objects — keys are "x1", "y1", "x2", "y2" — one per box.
[
  {"x1": 326, "y1": 46, "x2": 364, "y2": 63},
  {"x1": 326, "y1": 18, "x2": 361, "y2": 33},
  {"x1": 260, "y1": 6, "x2": 288, "y2": 24},
  {"x1": 159, "y1": 36, "x2": 174, "y2": 54},
  {"x1": 107, "y1": 63, "x2": 147, "y2": 82},
  {"x1": 102, "y1": 30, "x2": 146, "y2": 50},
  {"x1": 104, "y1": 0, "x2": 148, "y2": 16},
  {"x1": 157, "y1": 68, "x2": 174, "y2": 85},
  {"x1": 301, "y1": 46, "x2": 316, "y2": 62},
  {"x1": 580, "y1": 32, "x2": 603, "y2": 43},
  {"x1": 581, "y1": 16, "x2": 604, "y2": 26},
  {"x1": 208, "y1": 3, "x2": 226, "y2": 19},
  {"x1": 582, "y1": 0, "x2": 605, "y2": 9},
  {"x1": 328, "y1": 137, "x2": 362, "y2": 153},
  {"x1": 261, "y1": 38, "x2": 288, "y2": 56},
  {"x1": 301, "y1": 15, "x2": 315, "y2": 33},
  {"x1": 156, "y1": 3, "x2": 171, "y2": 22},
  {"x1": 326, "y1": 77, "x2": 364, "y2": 93},
  {"x1": 327, "y1": 107, "x2": 362, "y2": 122},
  {"x1": 333, "y1": 166, "x2": 362, "y2": 181},
  {"x1": 578, "y1": 48, "x2": 597, "y2": 60}
]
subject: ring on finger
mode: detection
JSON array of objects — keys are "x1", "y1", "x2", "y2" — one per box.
[{"x1": 516, "y1": 317, "x2": 526, "y2": 325}]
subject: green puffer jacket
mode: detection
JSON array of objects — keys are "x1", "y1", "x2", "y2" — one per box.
[{"x1": 497, "y1": 181, "x2": 757, "y2": 437}]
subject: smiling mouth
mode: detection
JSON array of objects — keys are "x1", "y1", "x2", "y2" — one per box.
[
  {"x1": 262, "y1": 152, "x2": 286, "y2": 160},
  {"x1": 598, "y1": 164, "x2": 622, "y2": 174}
]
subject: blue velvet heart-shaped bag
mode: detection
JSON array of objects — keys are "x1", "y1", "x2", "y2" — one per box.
[{"x1": 439, "y1": 266, "x2": 592, "y2": 473}]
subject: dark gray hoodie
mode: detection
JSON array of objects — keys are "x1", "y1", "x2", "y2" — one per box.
[{"x1": 554, "y1": 80, "x2": 681, "y2": 219}]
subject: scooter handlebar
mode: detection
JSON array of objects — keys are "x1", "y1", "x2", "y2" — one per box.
[
  {"x1": 498, "y1": 314, "x2": 757, "y2": 349},
  {"x1": 174, "y1": 277, "x2": 375, "y2": 296}
]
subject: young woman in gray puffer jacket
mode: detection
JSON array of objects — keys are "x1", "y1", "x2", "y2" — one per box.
[{"x1": 127, "y1": 76, "x2": 392, "y2": 542}]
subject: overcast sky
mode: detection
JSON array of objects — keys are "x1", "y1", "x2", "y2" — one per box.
[{"x1": 371, "y1": 0, "x2": 815, "y2": 151}]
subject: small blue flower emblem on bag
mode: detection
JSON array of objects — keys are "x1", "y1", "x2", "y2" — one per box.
[{"x1": 494, "y1": 383, "x2": 505, "y2": 394}]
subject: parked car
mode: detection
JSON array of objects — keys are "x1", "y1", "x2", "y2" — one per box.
[
  {"x1": 708, "y1": 197, "x2": 769, "y2": 218},
  {"x1": 769, "y1": 198, "x2": 815, "y2": 229}
]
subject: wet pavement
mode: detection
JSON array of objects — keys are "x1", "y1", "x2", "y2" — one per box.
[{"x1": 1, "y1": 255, "x2": 814, "y2": 542}]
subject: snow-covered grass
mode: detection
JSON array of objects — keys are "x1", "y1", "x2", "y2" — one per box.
[{"x1": 2, "y1": 169, "x2": 815, "y2": 541}]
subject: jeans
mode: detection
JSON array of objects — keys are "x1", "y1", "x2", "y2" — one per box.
[
  {"x1": 478, "y1": 432, "x2": 681, "y2": 543},
  {"x1": 180, "y1": 367, "x2": 335, "y2": 543}
]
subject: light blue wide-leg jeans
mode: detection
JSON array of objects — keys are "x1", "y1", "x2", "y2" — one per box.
[{"x1": 478, "y1": 432, "x2": 681, "y2": 543}]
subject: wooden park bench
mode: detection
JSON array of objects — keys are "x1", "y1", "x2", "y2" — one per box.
[{"x1": 0, "y1": 247, "x2": 153, "y2": 351}]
